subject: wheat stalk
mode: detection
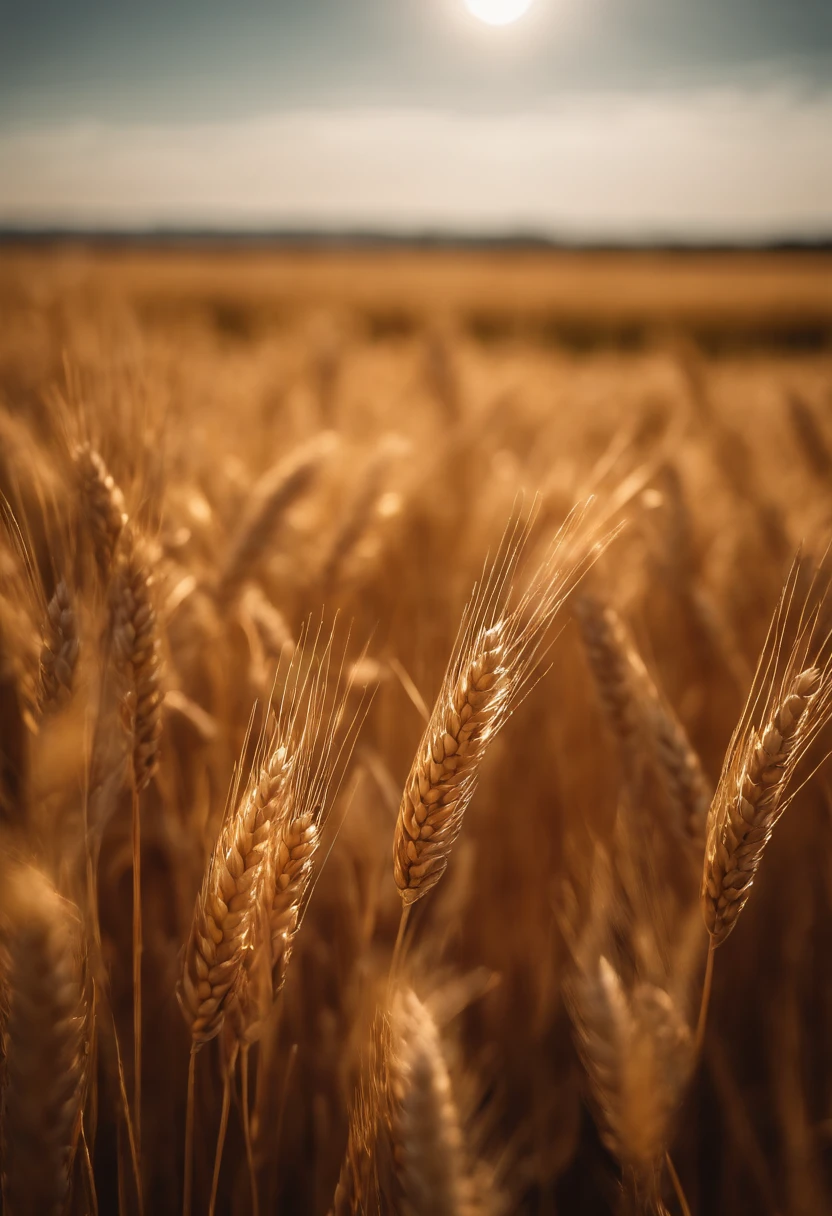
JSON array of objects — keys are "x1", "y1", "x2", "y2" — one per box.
[
  {"x1": 333, "y1": 989, "x2": 471, "y2": 1216},
  {"x1": 693, "y1": 560, "x2": 832, "y2": 1053},
  {"x1": 108, "y1": 527, "x2": 164, "y2": 1163},
  {"x1": 394, "y1": 619, "x2": 508, "y2": 906},
  {"x1": 575, "y1": 590, "x2": 710, "y2": 842},
  {"x1": 232, "y1": 626, "x2": 370, "y2": 1047},
  {"x1": 38, "y1": 579, "x2": 80, "y2": 714},
  {"x1": 700, "y1": 554, "x2": 832, "y2": 950},
  {"x1": 394, "y1": 504, "x2": 603, "y2": 907},
  {"x1": 217, "y1": 431, "x2": 338, "y2": 603},
  {"x1": 266, "y1": 808, "x2": 319, "y2": 992},
  {"x1": 573, "y1": 591, "x2": 642, "y2": 770},
  {"x1": 320, "y1": 438, "x2": 402, "y2": 594},
  {"x1": 74, "y1": 443, "x2": 127, "y2": 579},
  {"x1": 702, "y1": 664, "x2": 823, "y2": 946},
  {"x1": 566, "y1": 953, "x2": 693, "y2": 1206},
  {"x1": 0, "y1": 542, "x2": 40, "y2": 732},
  {"x1": 179, "y1": 739, "x2": 295, "y2": 1047},
  {"x1": 0, "y1": 865, "x2": 90, "y2": 1216},
  {"x1": 110, "y1": 526, "x2": 164, "y2": 793},
  {"x1": 181, "y1": 619, "x2": 364, "y2": 1046},
  {"x1": 643, "y1": 696, "x2": 710, "y2": 846},
  {"x1": 387, "y1": 988, "x2": 470, "y2": 1216},
  {"x1": 331, "y1": 1011, "x2": 390, "y2": 1216}
]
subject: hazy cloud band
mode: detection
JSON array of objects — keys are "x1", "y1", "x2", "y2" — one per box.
[{"x1": 2, "y1": 89, "x2": 830, "y2": 238}]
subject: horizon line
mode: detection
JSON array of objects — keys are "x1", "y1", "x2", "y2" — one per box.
[{"x1": 2, "y1": 226, "x2": 832, "y2": 254}]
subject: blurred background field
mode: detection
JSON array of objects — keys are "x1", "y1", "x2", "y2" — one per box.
[
  {"x1": 3, "y1": 245, "x2": 832, "y2": 350},
  {"x1": 3, "y1": 246, "x2": 831, "y2": 449}
]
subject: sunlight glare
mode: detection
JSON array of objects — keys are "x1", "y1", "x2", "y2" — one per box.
[{"x1": 465, "y1": 0, "x2": 535, "y2": 27}]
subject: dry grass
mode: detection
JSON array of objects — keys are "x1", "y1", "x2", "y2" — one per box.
[{"x1": 0, "y1": 244, "x2": 831, "y2": 1215}]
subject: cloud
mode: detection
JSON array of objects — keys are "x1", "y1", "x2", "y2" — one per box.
[{"x1": 1, "y1": 88, "x2": 830, "y2": 238}]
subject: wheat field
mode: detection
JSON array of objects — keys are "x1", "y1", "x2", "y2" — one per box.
[{"x1": 1, "y1": 244, "x2": 832, "y2": 1215}]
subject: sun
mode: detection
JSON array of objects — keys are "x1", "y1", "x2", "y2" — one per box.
[{"x1": 465, "y1": 0, "x2": 535, "y2": 25}]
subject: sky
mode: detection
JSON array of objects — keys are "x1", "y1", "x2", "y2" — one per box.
[{"x1": 1, "y1": 0, "x2": 831, "y2": 239}]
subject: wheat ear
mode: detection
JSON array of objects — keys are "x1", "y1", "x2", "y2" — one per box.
[
  {"x1": 387, "y1": 988, "x2": 470, "y2": 1216},
  {"x1": 320, "y1": 438, "x2": 399, "y2": 593},
  {"x1": 573, "y1": 591, "x2": 641, "y2": 768},
  {"x1": 0, "y1": 866, "x2": 90, "y2": 1216},
  {"x1": 394, "y1": 503, "x2": 602, "y2": 907},
  {"x1": 575, "y1": 590, "x2": 709, "y2": 842},
  {"x1": 179, "y1": 623, "x2": 346, "y2": 1045},
  {"x1": 38, "y1": 579, "x2": 80, "y2": 713},
  {"x1": 217, "y1": 430, "x2": 337, "y2": 602},
  {"x1": 111, "y1": 526, "x2": 164, "y2": 793},
  {"x1": 394, "y1": 619, "x2": 509, "y2": 906},
  {"x1": 179, "y1": 739, "x2": 294, "y2": 1046},
  {"x1": 0, "y1": 540, "x2": 40, "y2": 732},
  {"x1": 331, "y1": 1013, "x2": 389, "y2": 1216},
  {"x1": 643, "y1": 695, "x2": 710, "y2": 846},
  {"x1": 74, "y1": 443, "x2": 127, "y2": 578},
  {"x1": 109, "y1": 526, "x2": 163, "y2": 1162},
  {"x1": 702, "y1": 664, "x2": 823, "y2": 946},
  {"x1": 694, "y1": 559, "x2": 832, "y2": 1053},
  {"x1": 232, "y1": 622, "x2": 370, "y2": 1045},
  {"x1": 565, "y1": 954, "x2": 693, "y2": 1205}
]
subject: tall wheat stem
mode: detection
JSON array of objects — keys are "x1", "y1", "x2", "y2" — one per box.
[
  {"x1": 241, "y1": 1045, "x2": 260, "y2": 1216},
  {"x1": 390, "y1": 905, "x2": 411, "y2": 987},
  {"x1": 209, "y1": 1041, "x2": 239, "y2": 1216},
  {"x1": 81, "y1": 1124, "x2": 100, "y2": 1216},
  {"x1": 183, "y1": 1050, "x2": 196, "y2": 1216},
  {"x1": 695, "y1": 942, "x2": 715, "y2": 1056},
  {"x1": 665, "y1": 1152, "x2": 692, "y2": 1216},
  {"x1": 110, "y1": 997, "x2": 143, "y2": 1215},
  {"x1": 132, "y1": 779, "x2": 142, "y2": 1168}
]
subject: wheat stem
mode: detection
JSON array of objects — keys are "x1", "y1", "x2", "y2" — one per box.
[
  {"x1": 241, "y1": 1045, "x2": 260, "y2": 1216},
  {"x1": 132, "y1": 778, "x2": 142, "y2": 1168},
  {"x1": 81, "y1": 1123, "x2": 99, "y2": 1216},
  {"x1": 109, "y1": 996, "x2": 143, "y2": 1216},
  {"x1": 390, "y1": 905, "x2": 411, "y2": 987},
  {"x1": 274, "y1": 1041, "x2": 298, "y2": 1165},
  {"x1": 695, "y1": 941, "x2": 715, "y2": 1057},
  {"x1": 183, "y1": 1051, "x2": 196, "y2": 1216},
  {"x1": 664, "y1": 1152, "x2": 692, "y2": 1216},
  {"x1": 208, "y1": 1040, "x2": 238, "y2": 1216}
]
